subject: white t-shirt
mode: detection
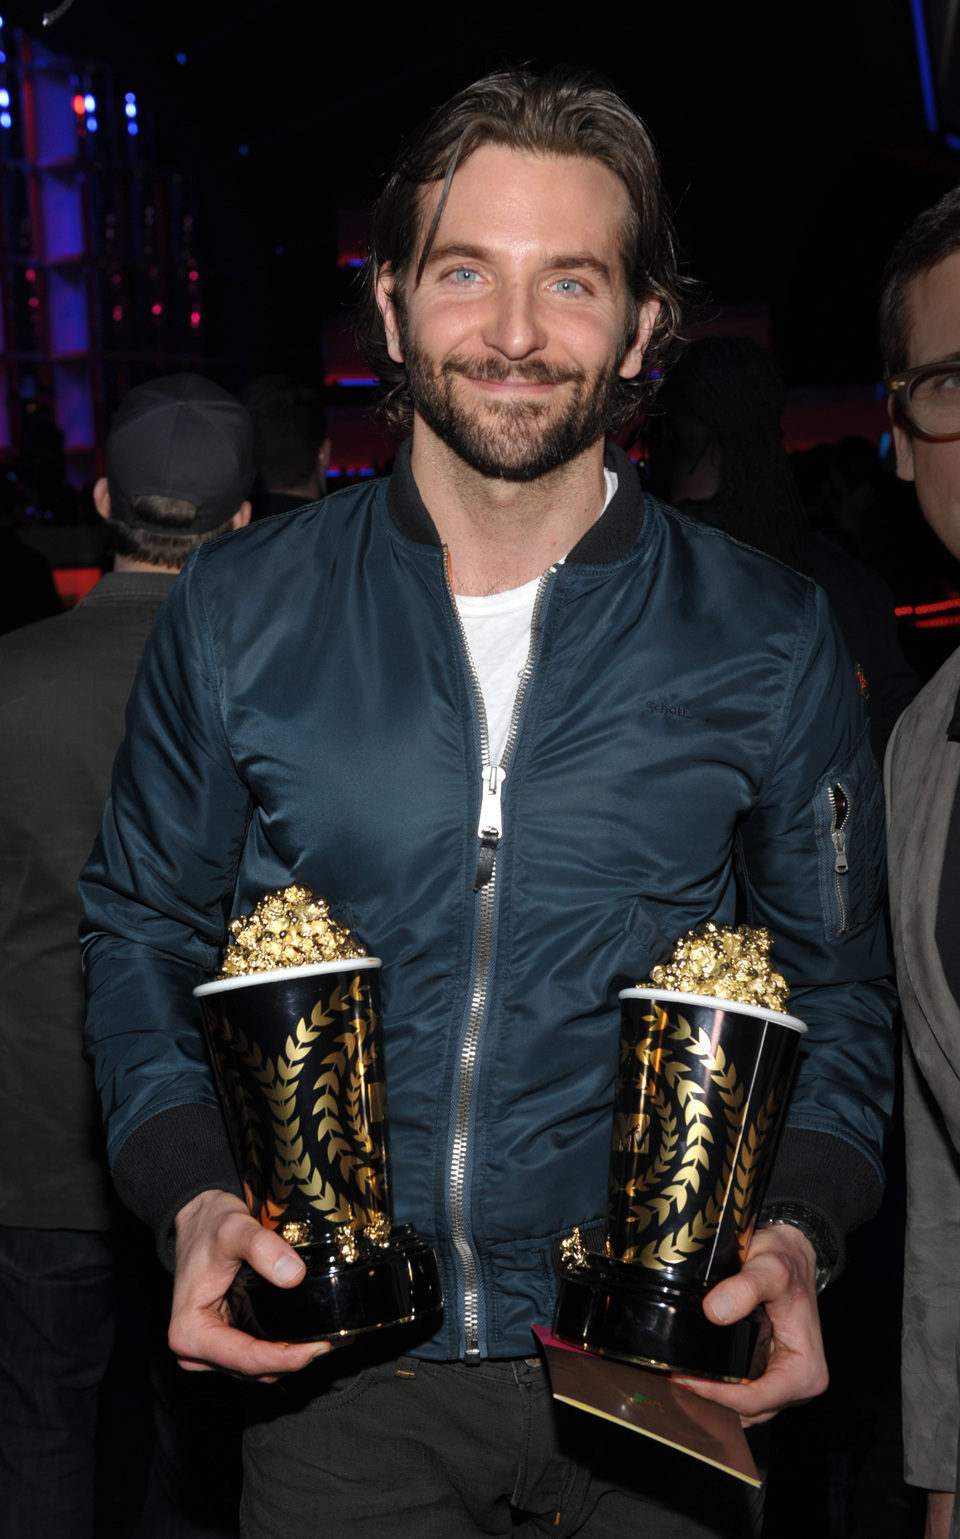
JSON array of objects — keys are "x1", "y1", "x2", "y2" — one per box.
[{"x1": 454, "y1": 468, "x2": 618, "y2": 763}]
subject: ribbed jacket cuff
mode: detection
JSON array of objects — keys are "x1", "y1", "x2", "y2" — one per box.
[
  {"x1": 111, "y1": 1104, "x2": 244, "y2": 1269},
  {"x1": 760, "y1": 1127, "x2": 883, "y2": 1276}
]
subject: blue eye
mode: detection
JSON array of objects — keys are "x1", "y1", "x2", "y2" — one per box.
[
  {"x1": 551, "y1": 278, "x2": 582, "y2": 295},
  {"x1": 452, "y1": 268, "x2": 479, "y2": 284}
]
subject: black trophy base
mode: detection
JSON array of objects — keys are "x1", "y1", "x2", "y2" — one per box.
[
  {"x1": 230, "y1": 1223, "x2": 443, "y2": 1344},
  {"x1": 555, "y1": 1255, "x2": 762, "y2": 1382}
]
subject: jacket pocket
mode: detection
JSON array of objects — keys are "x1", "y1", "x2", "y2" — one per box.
[{"x1": 814, "y1": 731, "x2": 885, "y2": 941}]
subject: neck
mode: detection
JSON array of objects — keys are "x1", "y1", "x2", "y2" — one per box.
[
  {"x1": 111, "y1": 554, "x2": 180, "y2": 575},
  {"x1": 267, "y1": 479, "x2": 321, "y2": 501},
  {"x1": 410, "y1": 420, "x2": 607, "y2": 596}
]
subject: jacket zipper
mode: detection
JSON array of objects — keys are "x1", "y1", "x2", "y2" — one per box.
[
  {"x1": 445, "y1": 555, "x2": 556, "y2": 1361},
  {"x1": 828, "y1": 781, "x2": 850, "y2": 934}
]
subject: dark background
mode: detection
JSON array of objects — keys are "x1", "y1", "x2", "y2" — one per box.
[{"x1": 6, "y1": 0, "x2": 957, "y2": 387}]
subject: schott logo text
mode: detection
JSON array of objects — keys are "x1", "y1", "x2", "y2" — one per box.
[{"x1": 646, "y1": 701, "x2": 693, "y2": 718}]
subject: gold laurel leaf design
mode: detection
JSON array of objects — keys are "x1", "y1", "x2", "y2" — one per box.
[
  {"x1": 344, "y1": 1064, "x2": 377, "y2": 1159},
  {"x1": 617, "y1": 1011, "x2": 746, "y2": 1267},
  {"x1": 732, "y1": 1084, "x2": 782, "y2": 1254},
  {"x1": 258, "y1": 1013, "x2": 339, "y2": 1224}
]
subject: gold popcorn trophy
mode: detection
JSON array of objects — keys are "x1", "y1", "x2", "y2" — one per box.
[
  {"x1": 554, "y1": 925, "x2": 806, "y2": 1381},
  {"x1": 194, "y1": 887, "x2": 442, "y2": 1343}
]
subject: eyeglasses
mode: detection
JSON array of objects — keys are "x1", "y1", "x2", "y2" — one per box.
[{"x1": 886, "y1": 358, "x2": 960, "y2": 441}]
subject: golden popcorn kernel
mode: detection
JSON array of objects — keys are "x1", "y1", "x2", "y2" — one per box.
[
  {"x1": 642, "y1": 924, "x2": 789, "y2": 1011},
  {"x1": 215, "y1": 887, "x2": 366, "y2": 979}
]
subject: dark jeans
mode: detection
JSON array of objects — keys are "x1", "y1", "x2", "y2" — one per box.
[
  {"x1": 242, "y1": 1351, "x2": 764, "y2": 1538},
  {"x1": 0, "y1": 1224, "x2": 243, "y2": 1539},
  {"x1": 0, "y1": 1226, "x2": 117, "y2": 1539}
]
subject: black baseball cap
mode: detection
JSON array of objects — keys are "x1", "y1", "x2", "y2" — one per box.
[{"x1": 105, "y1": 374, "x2": 254, "y2": 533}]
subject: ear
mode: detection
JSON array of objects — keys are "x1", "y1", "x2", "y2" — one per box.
[
  {"x1": 232, "y1": 500, "x2": 252, "y2": 530},
  {"x1": 317, "y1": 437, "x2": 330, "y2": 475},
  {"x1": 376, "y1": 264, "x2": 405, "y2": 366},
  {"x1": 93, "y1": 476, "x2": 111, "y2": 520},
  {"x1": 618, "y1": 296, "x2": 661, "y2": 381},
  {"x1": 888, "y1": 396, "x2": 916, "y2": 483}
]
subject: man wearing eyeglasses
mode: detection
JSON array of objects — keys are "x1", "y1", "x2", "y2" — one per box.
[{"x1": 884, "y1": 187, "x2": 960, "y2": 1539}]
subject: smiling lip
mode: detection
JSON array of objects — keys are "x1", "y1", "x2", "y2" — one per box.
[
  {"x1": 467, "y1": 376, "x2": 558, "y2": 395},
  {"x1": 444, "y1": 356, "x2": 581, "y2": 393}
]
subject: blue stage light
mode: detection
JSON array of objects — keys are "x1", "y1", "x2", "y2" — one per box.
[
  {"x1": 125, "y1": 91, "x2": 135, "y2": 102},
  {"x1": 127, "y1": 122, "x2": 138, "y2": 136},
  {"x1": 175, "y1": 52, "x2": 187, "y2": 65},
  {"x1": 0, "y1": 111, "x2": 10, "y2": 129},
  {"x1": 125, "y1": 102, "x2": 137, "y2": 118},
  {"x1": 86, "y1": 115, "x2": 97, "y2": 132},
  {"x1": 83, "y1": 93, "x2": 95, "y2": 112},
  {"x1": 909, "y1": 0, "x2": 938, "y2": 133},
  {"x1": 0, "y1": 89, "x2": 9, "y2": 107}
]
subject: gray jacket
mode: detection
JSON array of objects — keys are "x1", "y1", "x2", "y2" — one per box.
[{"x1": 887, "y1": 645, "x2": 960, "y2": 1504}]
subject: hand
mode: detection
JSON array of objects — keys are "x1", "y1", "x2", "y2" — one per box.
[
  {"x1": 673, "y1": 1223, "x2": 828, "y2": 1426},
  {"x1": 926, "y1": 1491, "x2": 955, "y2": 1539},
  {"x1": 169, "y1": 1189, "x2": 334, "y2": 1380}
]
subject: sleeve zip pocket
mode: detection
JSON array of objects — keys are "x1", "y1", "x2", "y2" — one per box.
[{"x1": 828, "y1": 781, "x2": 850, "y2": 934}]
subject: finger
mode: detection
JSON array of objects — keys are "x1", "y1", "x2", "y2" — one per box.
[
  {"x1": 673, "y1": 1353, "x2": 826, "y2": 1426},
  {"x1": 238, "y1": 1219, "x2": 307, "y2": 1288},
  {"x1": 170, "y1": 1314, "x2": 334, "y2": 1378},
  {"x1": 702, "y1": 1244, "x2": 800, "y2": 1325}
]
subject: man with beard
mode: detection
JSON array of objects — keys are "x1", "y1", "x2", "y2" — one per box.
[{"x1": 81, "y1": 70, "x2": 894, "y2": 1537}]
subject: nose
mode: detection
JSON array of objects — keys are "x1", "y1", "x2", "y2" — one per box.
[{"x1": 482, "y1": 282, "x2": 546, "y2": 361}]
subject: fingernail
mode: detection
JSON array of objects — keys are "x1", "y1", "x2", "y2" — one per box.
[
  {"x1": 709, "y1": 1291, "x2": 733, "y2": 1322},
  {"x1": 272, "y1": 1253, "x2": 304, "y2": 1284},
  {"x1": 311, "y1": 1342, "x2": 332, "y2": 1359}
]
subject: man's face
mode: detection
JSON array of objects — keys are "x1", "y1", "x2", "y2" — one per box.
[
  {"x1": 892, "y1": 249, "x2": 960, "y2": 559},
  {"x1": 376, "y1": 145, "x2": 659, "y2": 481}
]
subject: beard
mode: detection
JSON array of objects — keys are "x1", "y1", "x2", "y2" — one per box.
[{"x1": 402, "y1": 342, "x2": 625, "y2": 483}]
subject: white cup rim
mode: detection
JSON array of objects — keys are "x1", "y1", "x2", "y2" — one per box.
[
  {"x1": 618, "y1": 986, "x2": 807, "y2": 1034},
  {"x1": 194, "y1": 956, "x2": 381, "y2": 997}
]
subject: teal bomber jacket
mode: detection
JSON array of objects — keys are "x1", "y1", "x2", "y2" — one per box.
[{"x1": 80, "y1": 440, "x2": 896, "y2": 1361}]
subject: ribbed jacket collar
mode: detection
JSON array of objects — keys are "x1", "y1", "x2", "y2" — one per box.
[{"x1": 385, "y1": 436, "x2": 645, "y2": 564}]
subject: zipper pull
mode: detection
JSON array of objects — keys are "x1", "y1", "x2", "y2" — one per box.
[
  {"x1": 474, "y1": 764, "x2": 505, "y2": 891},
  {"x1": 831, "y1": 783, "x2": 849, "y2": 875},
  {"x1": 832, "y1": 827, "x2": 848, "y2": 875}
]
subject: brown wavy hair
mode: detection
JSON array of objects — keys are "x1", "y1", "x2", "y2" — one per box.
[
  {"x1": 108, "y1": 496, "x2": 236, "y2": 569},
  {"x1": 357, "y1": 67, "x2": 691, "y2": 432}
]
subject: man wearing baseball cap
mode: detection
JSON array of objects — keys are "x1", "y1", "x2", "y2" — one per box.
[{"x1": 0, "y1": 374, "x2": 251, "y2": 1538}]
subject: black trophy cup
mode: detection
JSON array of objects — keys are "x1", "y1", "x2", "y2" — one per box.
[
  {"x1": 194, "y1": 958, "x2": 442, "y2": 1343},
  {"x1": 554, "y1": 988, "x2": 805, "y2": 1381}
]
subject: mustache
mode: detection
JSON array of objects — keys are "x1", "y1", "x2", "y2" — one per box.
[{"x1": 442, "y1": 355, "x2": 585, "y2": 387}]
